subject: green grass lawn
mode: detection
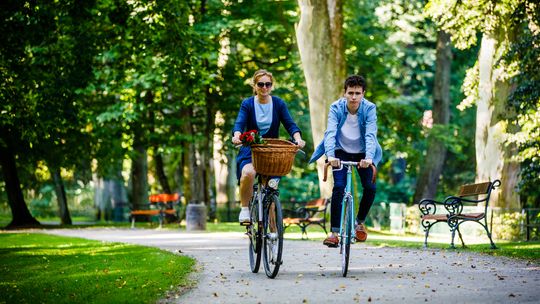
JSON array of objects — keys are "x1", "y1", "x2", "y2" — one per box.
[{"x1": 0, "y1": 233, "x2": 195, "y2": 304}]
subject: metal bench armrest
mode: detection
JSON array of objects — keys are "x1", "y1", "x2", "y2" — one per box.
[{"x1": 418, "y1": 199, "x2": 445, "y2": 215}]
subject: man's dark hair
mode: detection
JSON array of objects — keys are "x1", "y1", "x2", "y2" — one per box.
[{"x1": 343, "y1": 75, "x2": 367, "y2": 91}]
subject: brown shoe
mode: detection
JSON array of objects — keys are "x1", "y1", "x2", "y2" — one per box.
[
  {"x1": 323, "y1": 235, "x2": 339, "y2": 248},
  {"x1": 355, "y1": 223, "x2": 368, "y2": 242}
]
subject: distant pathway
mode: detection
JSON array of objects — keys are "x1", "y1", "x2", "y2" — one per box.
[{"x1": 44, "y1": 228, "x2": 540, "y2": 303}]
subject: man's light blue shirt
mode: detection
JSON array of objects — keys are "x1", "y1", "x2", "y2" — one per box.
[{"x1": 309, "y1": 97, "x2": 383, "y2": 165}]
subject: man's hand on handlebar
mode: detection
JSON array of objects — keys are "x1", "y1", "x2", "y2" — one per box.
[
  {"x1": 358, "y1": 158, "x2": 373, "y2": 169},
  {"x1": 327, "y1": 156, "x2": 341, "y2": 168}
]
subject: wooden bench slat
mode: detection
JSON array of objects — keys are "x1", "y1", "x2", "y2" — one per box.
[
  {"x1": 283, "y1": 218, "x2": 302, "y2": 224},
  {"x1": 458, "y1": 182, "x2": 491, "y2": 197},
  {"x1": 131, "y1": 210, "x2": 161, "y2": 215},
  {"x1": 422, "y1": 214, "x2": 447, "y2": 221},
  {"x1": 456, "y1": 212, "x2": 484, "y2": 219}
]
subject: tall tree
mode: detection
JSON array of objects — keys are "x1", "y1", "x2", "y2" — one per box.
[
  {"x1": 427, "y1": 0, "x2": 522, "y2": 208},
  {"x1": 296, "y1": 0, "x2": 345, "y2": 198},
  {"x1": 504, "y1": 1, "x2": 540, "y2": 208},
  {"x1": 413, "y1": 30, "x2": 452, "y2": 203},
  {"x1": 1, "y1": 0, "x2": 98, "y2": 226}
]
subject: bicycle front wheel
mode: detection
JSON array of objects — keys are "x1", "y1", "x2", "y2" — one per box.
[
  {"x1": 262, "y1": 193, "x2": 283, "y2": 279},
  {"x1": 248, "y1": 195, "x2": 262, "y2": 273},
  {"x1": 340, "y1": 196, "x2": 352, "y2": 277}
]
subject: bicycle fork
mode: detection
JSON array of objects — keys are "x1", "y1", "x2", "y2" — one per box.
[{"x1": 339, "y1": 165, "x2": 355, "y2": 253}]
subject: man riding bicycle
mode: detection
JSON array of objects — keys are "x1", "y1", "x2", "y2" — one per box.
[{"x1": 309, "y1": 75, "x2": 383, "y2": 247}]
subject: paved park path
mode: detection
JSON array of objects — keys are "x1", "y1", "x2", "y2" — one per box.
[{"x1": 44, "y1": 228, "x2": 539, "y2": 303}]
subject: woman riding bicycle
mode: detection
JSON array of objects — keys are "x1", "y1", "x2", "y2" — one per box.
[
  {"x1": 309, "y1": 75, "x2": 383, "y2": 247},
  {"x1": 232, "y1": 69, "x2": 306, "y2": 224}
]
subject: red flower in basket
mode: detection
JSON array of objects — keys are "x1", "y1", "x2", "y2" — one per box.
[{"x1": 240, "y1": 130, "x2": 265, "y2": 146}]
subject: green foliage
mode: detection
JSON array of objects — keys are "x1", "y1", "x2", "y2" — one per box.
[
  {"x1": 426, "y1": 0, "x2": 520, "y2": 50},
  {"x1": 503, "y1": 2, "x2": 540, "y2": 207},
  {"x1": 280, "y1": 170, "x2": 321, "y2": 202},
  {"x1": 0, "y1": 233, "x2": 195, "y2": 304},
  {"x1": 28, "y1": 184, "x2": 56, "y2": 218},
  {"x1": 376, "y1": 176, "x2": 416, "y2": 204}
]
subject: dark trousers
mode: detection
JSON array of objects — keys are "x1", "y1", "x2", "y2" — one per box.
[{"x1": 330, "y1": 150, "x2": 376, "y2": 232}]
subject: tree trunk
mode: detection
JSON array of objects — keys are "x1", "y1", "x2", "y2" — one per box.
[
  {"x1": 296, "y1": 0, "x2": 345, "y2": 198},
  {"x1": 476, "y1": 31, "x2": 520, "y2": 209},
  {"x1": 130, "y1": 140, "x2": 148, "y2": 210},
  {"x1": 154, "y1": 149, "x2": 172, "y2": 194},
  {"x1": 413, "y1": 30, "x2": 452, "y2": 203},
  {"x1": 204, "y1": 90, "x2": 217, "y2": 219},
  {"x1": 52, "y1": 167, "x2": 72, "y2": 225},
  {"x1": 181, "y1": 137, "x2": 191, "y2": 204},
  {"x1": 0, "y1": 143, "x2": 40, "y2": 227}
]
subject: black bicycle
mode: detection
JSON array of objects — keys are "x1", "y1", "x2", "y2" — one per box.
[
  {"x1": 244, "y1": 175, "x2": 283, "y2": 278},
  {"x1": 242, "y1": 138, "x2": 303, "y2": 279}
]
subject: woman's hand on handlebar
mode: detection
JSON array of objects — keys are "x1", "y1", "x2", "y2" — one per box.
[
  {"x1": 295, "y1": 138, "x2": 306, "y2": 149},
  {"x1": 232, "y1": 132, "x2": 242, "y2": 145},
  {"x1": 292, "y1": 132, "x2": 305, "y2": 149}
]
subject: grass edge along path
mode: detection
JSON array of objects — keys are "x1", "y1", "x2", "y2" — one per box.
[
  {"x1": 0, "y1": 232, "x2": 195, "y2": 304},
  {"x1": 203, "y1": 222, "x2": 540, "y2": 262}
]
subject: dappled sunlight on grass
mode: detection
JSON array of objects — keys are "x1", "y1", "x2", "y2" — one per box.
[{"x1": 0, "y1": 233, "x2": 195, "y2": 304}]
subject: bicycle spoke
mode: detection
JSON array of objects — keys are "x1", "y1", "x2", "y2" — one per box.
[
  {"x1": 248, "y1": 193, "x2": 261, "y2": 273},
  {"x1": 262, "y1": 193, "x2": 283, "y2": 279},
  {"x1": 341, "y1": 196, "x2": 351, "y2": 277}
]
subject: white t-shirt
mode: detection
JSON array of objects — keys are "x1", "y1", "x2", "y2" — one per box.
[
  {"x1": 338, "y1": 112, "x2": 362, "y2": 153},
  {"x1": 254, "y1": 97, "x2": 273, "y2": 135}
]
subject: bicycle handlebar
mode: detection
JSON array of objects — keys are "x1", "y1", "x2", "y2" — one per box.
[{"x1": 323, "y1": 161, "x2": 377, "y2": 184}]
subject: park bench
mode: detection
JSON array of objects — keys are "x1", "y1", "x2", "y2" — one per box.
[
  {"x1": 524, "y1": 208, "x2": 540, "y2": 241},
  {"x1": 130, "y1": 193, "x2": 180, "y2": 228},
  {"x1": 418, "y1": 179, "x2": 501, "y2": 249},
  {"x1": 283, "y1": 198, "x2": 328, "y2": 239}
]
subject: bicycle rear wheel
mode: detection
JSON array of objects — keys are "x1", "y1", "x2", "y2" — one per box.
[
  {"x1": 248, "y1": 194, "x2": 261, "y2": 273},
  {"x1": 262, "y1": 193, "x2": 283, "y2": 279},
  {"x1": 340, "y1": 196, "x2": 352, "y2": 277}
]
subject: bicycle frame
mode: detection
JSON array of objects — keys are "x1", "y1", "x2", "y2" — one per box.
[
  {"x1": 338, "y1": 162, "x2": 357, "y2": 247},
  {"x1": 255, "y1": 175, "x2": 279, "y2": 222}
]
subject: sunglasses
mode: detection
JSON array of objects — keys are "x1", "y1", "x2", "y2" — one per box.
[{"x1": 256, "y1": 82, "x2": 273, "y2": 88}]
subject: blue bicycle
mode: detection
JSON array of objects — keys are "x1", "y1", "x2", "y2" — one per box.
[{"x1": 324, "y1": 160, "x2": 376, "y2": 277}]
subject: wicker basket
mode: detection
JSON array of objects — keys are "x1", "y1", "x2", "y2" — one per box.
[{"x1": 251, "y1": 138, "x2": 299, "y2": 176}]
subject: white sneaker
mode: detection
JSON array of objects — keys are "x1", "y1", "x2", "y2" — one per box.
[{"x1": 238, "y1": 207, "x2": 251, "y2": 224}]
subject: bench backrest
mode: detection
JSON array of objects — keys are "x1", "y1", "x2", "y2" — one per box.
[
  {"x1": 456, "y1": 180, "x2": 500, "y2": 207},
  {"x1": 458, "y1": 182, "x2": 492, "y2": 197},
  {"x1": 305, "y1": 198, "x2": 327, "y2": 211},
  {"x1": 150, "y1": 193, "x2": 181, "y2": 204}
]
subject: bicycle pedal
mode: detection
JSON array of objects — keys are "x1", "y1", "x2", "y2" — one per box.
[{"x1": 240, "y1": 221, "x2": 252, "y2": 226}]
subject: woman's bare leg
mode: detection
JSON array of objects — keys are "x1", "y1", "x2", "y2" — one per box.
[{"x1": 239, "y1": 164, "x2": 256, "y2": 207}]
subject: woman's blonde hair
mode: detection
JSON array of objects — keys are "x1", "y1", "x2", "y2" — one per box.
[{"x1": 252, "y1": 69, "x2": 274, "y2": 95}]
